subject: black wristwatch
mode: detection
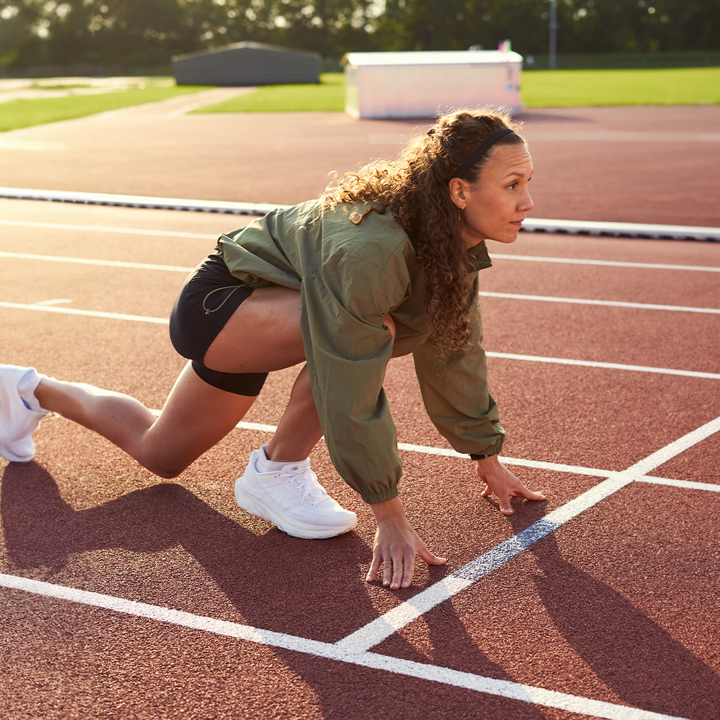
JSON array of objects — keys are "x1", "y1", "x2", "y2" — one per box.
[{"x1": 470, "y1": 453, "x2": 497, "y2": 461}]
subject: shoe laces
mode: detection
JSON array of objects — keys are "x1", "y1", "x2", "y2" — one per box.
[{"x1": 280, "y1": 465, "x2": 327, "y2": 506}]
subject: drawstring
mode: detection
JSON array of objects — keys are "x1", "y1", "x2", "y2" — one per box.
[{"x1": 202, "y1": 285, "x2": 241, "y2": 315}]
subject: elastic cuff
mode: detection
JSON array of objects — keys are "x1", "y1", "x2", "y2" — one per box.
[
  {"x1": 362, "y1": 487, "x2": 399, "y2": 504},
  {"x1": 468, "y1": 440, "x2": 504, "y2": 461}
]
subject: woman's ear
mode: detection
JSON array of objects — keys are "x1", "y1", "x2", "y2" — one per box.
[{"x1": 448, "y1": 178, "x2": 468, "y2": 209}]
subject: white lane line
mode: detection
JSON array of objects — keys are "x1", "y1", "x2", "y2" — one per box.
[
  {"x1": 0, "y1": 251, "x2": 194, "y2": 273},
  {"x1": 2, "y1": 244, "x2": 718, "y2": 278},
  {"x1": 397, "y1": 441, "x2": 619, "y2": 477},
  {"x1": 638, "y1": 476, "x2": 720, "y2": 492},
  {"x1": 0, "y1": 574, "x2": 687, "y2": 720},
  {"x1": 5, "y1": 254, "x2": 719, "y2": 315},
  {"x1": 487, "y1": 352, "x2": 720, "y2": 381},
  {"x1": 0, "y1": 225, "x2": 715, "y2": 273},
  {"x1": 3, "y1": 301, "x2": 718, "y2": 380},
  {"x1": 478, "y1": 291, "x2": 720, "y2": 315},
  {"x1": 336, "y1": 415, "x2": 720, "y2": 654},
  {"x1": 491, "y1": 253, "x2": 720, "y2": 273},
  {"x1": 150, "y1": 419, "x2": 720, "y2": 491},
  {"x1": 0, "y1": 219, "x2": 213, "y2": 240},
  {"x1": 0, "y1": 301, "x2": 168, "y2": 325}
]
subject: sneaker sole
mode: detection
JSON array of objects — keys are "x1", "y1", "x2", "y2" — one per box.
[{"x1": 234, "y1": 477, "x2": 357, "y2": 540}]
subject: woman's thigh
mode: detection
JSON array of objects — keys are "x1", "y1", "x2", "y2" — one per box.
[{"x1": 203, "y1": 285, "x2": 306, "y2": 374}]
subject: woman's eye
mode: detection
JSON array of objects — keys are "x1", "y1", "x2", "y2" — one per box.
[{"x1": 508, "y1": 182, "x2": 518, "y2": 190}]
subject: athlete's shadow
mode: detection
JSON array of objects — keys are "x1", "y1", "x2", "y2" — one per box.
[
  {"x1": 2, "y1": 462, "x2": 554, "y2": 717},
  {"x1": 507, "y1": 513, "x2": 720, "y2": 719},
  {"x1": 1, "y1": 461, "x2": 378, "y2": 640}
]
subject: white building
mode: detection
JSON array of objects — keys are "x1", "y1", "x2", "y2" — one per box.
[{"x1": 343, "y1": 50, "x2": 524, "y2": 119}]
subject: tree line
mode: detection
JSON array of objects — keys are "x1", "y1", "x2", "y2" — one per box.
[{"x1": 0, "y1": 0, "x2": 717, "y2": 71}]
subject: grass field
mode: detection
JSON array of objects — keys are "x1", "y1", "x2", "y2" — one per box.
[
  {"x1": 197, "y1": 72, "x2": 345, "y2": 113},
  {"x1": 197, "y1": 66, "x2": 720, "y2": 114},
  {"x1": 521, "y1": 67, "x2": 720, "y2": 107},
  {"x1": 0, "y1": 79, "x2": 206, "y2": 132},
  {"x1": 1, "y1": 65, "x2": 717, "y2": 131}
]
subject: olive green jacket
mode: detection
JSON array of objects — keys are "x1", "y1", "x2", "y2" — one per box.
[{"x1": 217, "y1": 200, "x2": 505, "y2": 503}]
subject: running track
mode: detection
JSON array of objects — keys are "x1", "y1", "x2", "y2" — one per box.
[{"x1": 1, "y1": 100, "x2": 719, "y2": 719}]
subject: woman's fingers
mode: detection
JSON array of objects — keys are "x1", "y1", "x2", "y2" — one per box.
[
  {"x1": 366, "y1": 552, "x2": 383, "y2": 583},
  {"x1": 367, "y1": 496, "x2": 447, "y2": 590},
  {"x1": 378, "y1": 549, "x2": 447, "y2": 589},
  {"x1": 476, "y1": 457, "x2": 545, "y2": 515},
  {"x1": 417, "y1": 544, "x2": 447, "y2": 566}
]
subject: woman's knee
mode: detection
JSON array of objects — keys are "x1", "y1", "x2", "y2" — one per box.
[{"x1": 140, "y1": 448, "x2": 190, "y2": 479}]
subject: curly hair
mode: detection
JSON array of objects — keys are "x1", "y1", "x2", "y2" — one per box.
[{"x1": 320, "y1": 108, "x2": 526, "y2": 358}]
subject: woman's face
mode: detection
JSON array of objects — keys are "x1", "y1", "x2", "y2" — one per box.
[{"x1": 449, "y1": 143, "x2": 534, "y2": 248}]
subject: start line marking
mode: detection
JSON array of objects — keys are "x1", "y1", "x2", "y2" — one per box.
[
  {"x1": 337, "y1": 415, "x2": 720, "y2": 653},
  {"x1": 4, "y1": 415, "x2": 717, "y2": 720},
  {"x1": 0, "y1": 574, "x2": 685, "y2": 720}
]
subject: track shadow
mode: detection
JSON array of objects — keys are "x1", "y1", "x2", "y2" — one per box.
[
  {"x1": 1, "y1": 461, "x2": 378, "y2": 641},
  {"x1": 515, "y1": 111, "x2": 596, "y2": 124},
  {"x1": 1, "y1": 462, "x2": 563, "y2": 718},
  {"x1": 512, "y1": 514, "x2": 720, "y2": 719}
]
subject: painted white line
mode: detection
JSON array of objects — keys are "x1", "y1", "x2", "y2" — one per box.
[
  {"x1": 487, "y1": 352, "x2": 720, "y2": 381},
  {"x1": 3, "y1": 249, "x2": 719, "y2": 282},
  {"x1": 34, "y1": 298, "x2": 72, "y2": 306},
  {"x1": 491, "y1": 253, "x2": 720, "y2": 273},
  {"x1": 1, "y1": 223, "x2": 715, "y2": 272},
  {"x1": 153, "y1": 422, "x2": 720, "y2": 491},
  {"x1": 396, "y1": 441, "x2": 622, "y2": 477},
  {"x1": 478, "y1": 291, "x2": 720, "y2": 315},
  {"x1": 0, "y1": 574, "x2": 687, "y2": 720},
  {"x1": 0, "y1": 301, "x2": 168, "y2": 325},
  {"x1": 0, "y1": 219, "x2": 213, "y2": 239},
  {"x1": 0, "y1": 251, "x2": 194, "y2": 273},
  {"x1": 638, "y1": 476, "x2": 720, "y2": 493},
  {"x1": 336, "y1": 415, "x2": 720, "y2": 654},
  {"x1": 3, "y1": 300, "x2": 718, "y2": 381}
]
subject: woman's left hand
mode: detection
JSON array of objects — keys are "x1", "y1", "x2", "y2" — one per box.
[{"x1": 475, "y1": 455, "x2": 545, "y2": 515}]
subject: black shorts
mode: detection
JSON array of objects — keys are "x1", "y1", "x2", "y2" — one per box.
[{"x1": 169, "y1": 253, "x2": 268, "y2": 396}]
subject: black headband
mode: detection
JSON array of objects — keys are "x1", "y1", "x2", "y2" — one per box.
[{"x1": 452, "y1": 128, "x2": 516, "y2": 180}]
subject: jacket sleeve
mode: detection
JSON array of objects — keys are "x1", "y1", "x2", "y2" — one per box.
[
  {"x1": 299, "y1": 250, "x2": 412, "y2": 504},
  {"x1": 412, "y1": 297, "x2": 506, "y2": 457}
]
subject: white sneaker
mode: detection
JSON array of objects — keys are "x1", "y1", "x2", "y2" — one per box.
[
  {"x1": 235, "y1": 447, "x2": 358, "y2": 539},
  {"x1": 0, "y1": 365, "x2": 48, "y2": 463}
]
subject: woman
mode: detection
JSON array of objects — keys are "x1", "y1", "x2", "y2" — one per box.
[{"x1": 0, "y1": 108, "x2": 544, "y2": 591}]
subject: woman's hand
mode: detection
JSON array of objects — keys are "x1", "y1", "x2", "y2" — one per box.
[
  {"x1": 476, "y1": 455, "x2": 545, "y2": 515},
  {"x1": 366, "y1": 497, "x2": 447, "y2": 590}
]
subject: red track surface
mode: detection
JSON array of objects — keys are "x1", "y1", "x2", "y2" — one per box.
[{"x1": 1, "y1": 102, "x2": 719, "y2": 719}]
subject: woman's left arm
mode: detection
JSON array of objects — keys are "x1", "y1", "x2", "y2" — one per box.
[
  {"x1": 413, "y1": 299, "x2": 544, "y2": 512},
  {"x1": 412, "y1": 300, "x2": 504, "y2": 457}
]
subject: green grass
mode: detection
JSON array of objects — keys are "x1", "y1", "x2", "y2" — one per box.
[
  {"x1": 0, "y1": 81, "x2": 208, "y2": 132},
  {"x1": 2, "y1": 66, "x2": 716, "y2": 131},
  {"x1": 197, "y1": 67, "x2": 719, "y2": 114},
  {"x1": 196, "y1": 73, "x2": 345, "y2": 113},
  {"x1": 521, "y1": 67, "x2": 720, "y2": 107}
]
